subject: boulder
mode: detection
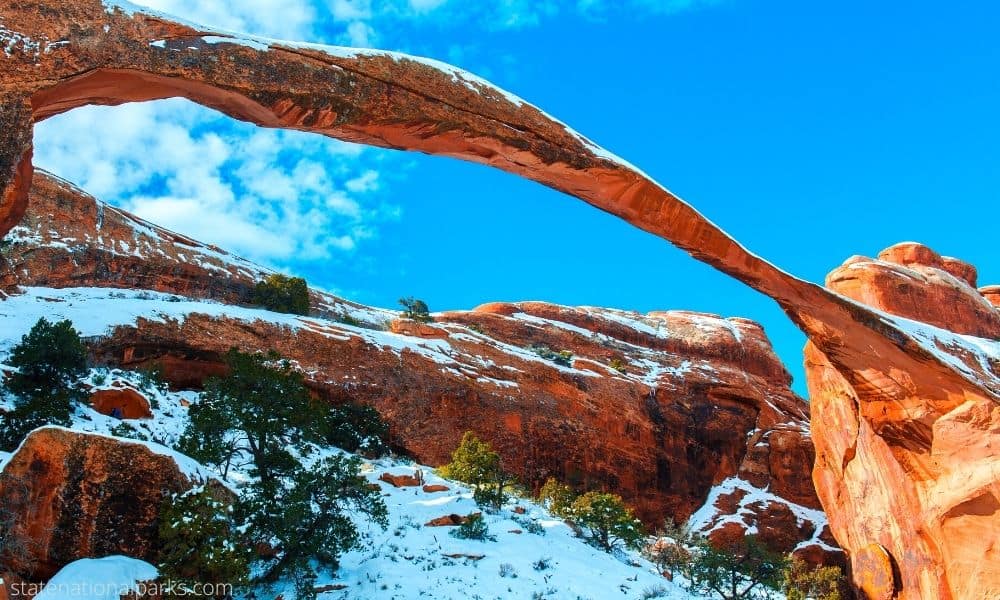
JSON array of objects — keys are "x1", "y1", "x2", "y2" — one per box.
[
  {"x1": 424, "y1": 513, "x2": 479, "y2": 527},
  {"x1": 89, "y1": 387, "x2": 152, "y2": 420},
  {"x1": 0, "y1": 427, "x2": 208, "y2": 580},
  {"x1": 379, "y1": 472, "x2": 422, "y2": 488}
]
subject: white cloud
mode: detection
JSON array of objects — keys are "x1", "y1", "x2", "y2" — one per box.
[
  {"x1": 33, "y1": 100, "x2": 397, "y2": 267},
  {"x1": 133, "y1": 0, "x2": 319, "y2": 39},
  {"x1": 346, "y1": 170, "x2": 380, "y2": 193},
  {"x1": 328, "y1": 0, "x2": 372, "y2": 21},
  {"x1": 408, "y1": 0, "x2": 449, "y2": 14},
  {"x1": 124, "y1": 0, "x2": 721, "y2": 51},
  {"x1": 342, "y1": 20, "x2": 378, "y2": 47}
]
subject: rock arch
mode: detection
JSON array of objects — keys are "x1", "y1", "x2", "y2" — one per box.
[{"x1": 2, "y1": 1, "x2": 999, "y2": 598}]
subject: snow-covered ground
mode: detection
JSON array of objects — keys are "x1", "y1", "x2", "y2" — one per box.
[
  {"x1": 33, "y1": 556, "x2": 158, "y2": 600},
  {"x1": 0, "y1": 360, "x2": 695, "y2": 599}
]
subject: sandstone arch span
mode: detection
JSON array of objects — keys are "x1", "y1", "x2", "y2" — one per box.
[{"x1": 1, "y1": 1, "x2": 999, "y2": 598}]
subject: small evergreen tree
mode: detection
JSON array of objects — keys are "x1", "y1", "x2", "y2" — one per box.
[
  {"x1": 157, "y1": 487, "x2": 251, "y2": 598},
  {"x1": 442, "y1": 432, "x2": 515, "y2": 510},
  {"x1": 687, "y1": 535, "x2": 787, "y2": 600},
  {"x1": 538, "y1": 477, "x2": 576, "y2": 518},
  {"x1": 528, "y1": 345, "x2": 573, "y2": 367},
  {"x1": 176, "y1": 349, "x2": 389, "y2": 599},
  {"x1": 0, "y1": 318, "x2": 87, "y2": 450},
  {"x1": 570, "y1": 492, "x2": 645, "y2": 553},
  {"x1": 398, "y1": 297, "x2": 432, "y2": 323},
  {"x1": 177, "y1": 349, "x2": 324, "y2": 484},
  {"x1": 240, "y1": 455, "x2": 388, "y2": 597},
  {"x1": 251, "y1": 274, "x2": 310, "y2": 315},
  {"x1": 450, "y1": 513, "x2": 495, "y2": 542},
  {"x1": 321, "y1": 403, "x2": 389, "y2": 457},
  {"x1": 783, "y1": 557, "x2": 844, "y2": 600}
]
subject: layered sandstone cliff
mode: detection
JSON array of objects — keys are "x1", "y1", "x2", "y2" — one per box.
[{"x1": 5, "y1": 171, "x2": 830, "y2": 559}]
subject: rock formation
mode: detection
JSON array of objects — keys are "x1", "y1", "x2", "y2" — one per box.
[
  {"x1": 3, "y1": 170, "x2": 385, "y2": 321},
  {"x1": 89, "y1": 386, "x2": 152, "y2": 419},
  {"x1": 8, "y1": 168, "x2": 830, "y2": 560},
  {"x1": 807, "y1": 244, "x2": 1000, "y2": 600},
  {"x1": 1, "y1": 1, "x2": 997, "y2": 597},
  {"x1": 0, "y1": 427, "x2": 213, "y2": 580}
]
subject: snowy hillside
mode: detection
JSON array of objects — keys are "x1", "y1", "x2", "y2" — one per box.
[{"x1": 0, "y1": 361, "x2": 695, "y2": 599}]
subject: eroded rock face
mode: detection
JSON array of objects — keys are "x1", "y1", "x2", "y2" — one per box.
[
  {"x1": 6, "y1": 171, "x2": 389, "y2": 323},
  {"x1": 0, "y1": 427, "x2": 201, "y2": 581},
  {"x1": 10, "y1": 173, "x2": 829, "y2": 558},
  {"x1": 89, "y1": 387, "x2": 152, "y2": 419},
  {"x1": 88, "y1": 302, "x2": 820, "y2": 546},
  {"x1": 809, "y1": 244, "x2": 1000, "y2": 599}
]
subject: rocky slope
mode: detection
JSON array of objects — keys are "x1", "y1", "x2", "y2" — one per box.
[
  {"x1": 2, "y1": 2, "x2": 998, "y2": 597},
  {"x1": 2, "y1": 170, "x2": 832, "y2": 562},
  {"x1": 0, "y1": 377, "x2": 695, "y2": 600}
]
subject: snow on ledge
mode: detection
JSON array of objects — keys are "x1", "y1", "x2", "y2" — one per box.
[
  {"x1": 687, "y1": 476, "x2": 837, "y2": 553},
  {"x1": 12, "y1": 425, "x2": 216, "y2": 484}
]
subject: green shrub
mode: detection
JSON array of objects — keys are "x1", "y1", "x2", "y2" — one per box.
[
  {"x1": 398, "y1": 297, "x2": 432, "y2": 322},
  {"x1": 109, "y1": 422, "x2": 147, "y2": 441},
  {"x1": 0, "y1": 318, "x2": 87, "y2": 451},
  {"x1": 442, "y1": 431, "x2": 515, "y2": 510},
  {"x1": 528, "y1": 345, "x2": 573, "y2": 367},
  {"x1": 513, "y1": 515, "x2": 546, "y2": 536},
  {"x1": 338, "y1": 314, "x2": 362, "y2": 327},
  {"x1": 783, "y1": 557, "x2": 844, "y2": 600},
  {"x1": 177, "y1": 349, "x2": 323, "y2": 483},
  {"x1": 640, "y1": 586, "x2": 670, "y2": 600},
  {"x1": 569, "y1": 492, "x2": 644, "y2": 553},
  {"x1": 687, "y1": 535, "x2": 787, "y2": 600},
  {"x1": 644, "y1": 518, "x2": 697, "y2": 579},
  {"x1": 538, "y1": 477, "x2": 576, "y2": 518},
  {"x1": 322, "y1": 403, "x2": 389, "y2": 457},
  {"x1": 176, "y1": 349, "x2": 387, "y2": 597},
  {"x1": 157, "y1": 487, "x2": 251, "y2": 598},
  {"x1": 251, "y1": 274, "x2": 310, "y2": 315},
  {"x1": 449, "y1": 513, "x2": 495, "y2": 542},
  {"x1": 608, "y1": 358, "x2": 628, "y2": 374}
]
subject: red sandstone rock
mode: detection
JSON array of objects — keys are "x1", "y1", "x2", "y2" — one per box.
[
  {"x1": 13, "y1": 169, "x2": 825, "y2": 558},
  {"x1": 379, "y1": 472, "x2": 422, "y2": 488},
  {"x1": 5, "y1": 171, "x2": 385, "y2": 324},
  {"x1": 0, "y1": 427, "x2": 208, "y2": 581},
  {"x1": 827, "y1": 243, "x2": 1000, "y2": 338},
  {"x1": 89, "y1": 387, "x2": 152, "y2": 419},
  {"x1": 807, "y1": 243, "x2": 1000, "y2": 600},
  {"x1": 388, "y1": 319, "x2": 450, "y2": 339},
  {"x1": 422, "y1": 484, "x2": 450, "y2": 493},
  {"x1": 980, "y1": 284, "x2": 1000, "y2": 308},
  {"x1": 424, "y1": 514, "x2": 477, "y2": 527}
]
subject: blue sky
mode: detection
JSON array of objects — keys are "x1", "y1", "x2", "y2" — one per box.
[{"x1": 34, "y1": 0, "x2": 1000, "y2": 395}]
